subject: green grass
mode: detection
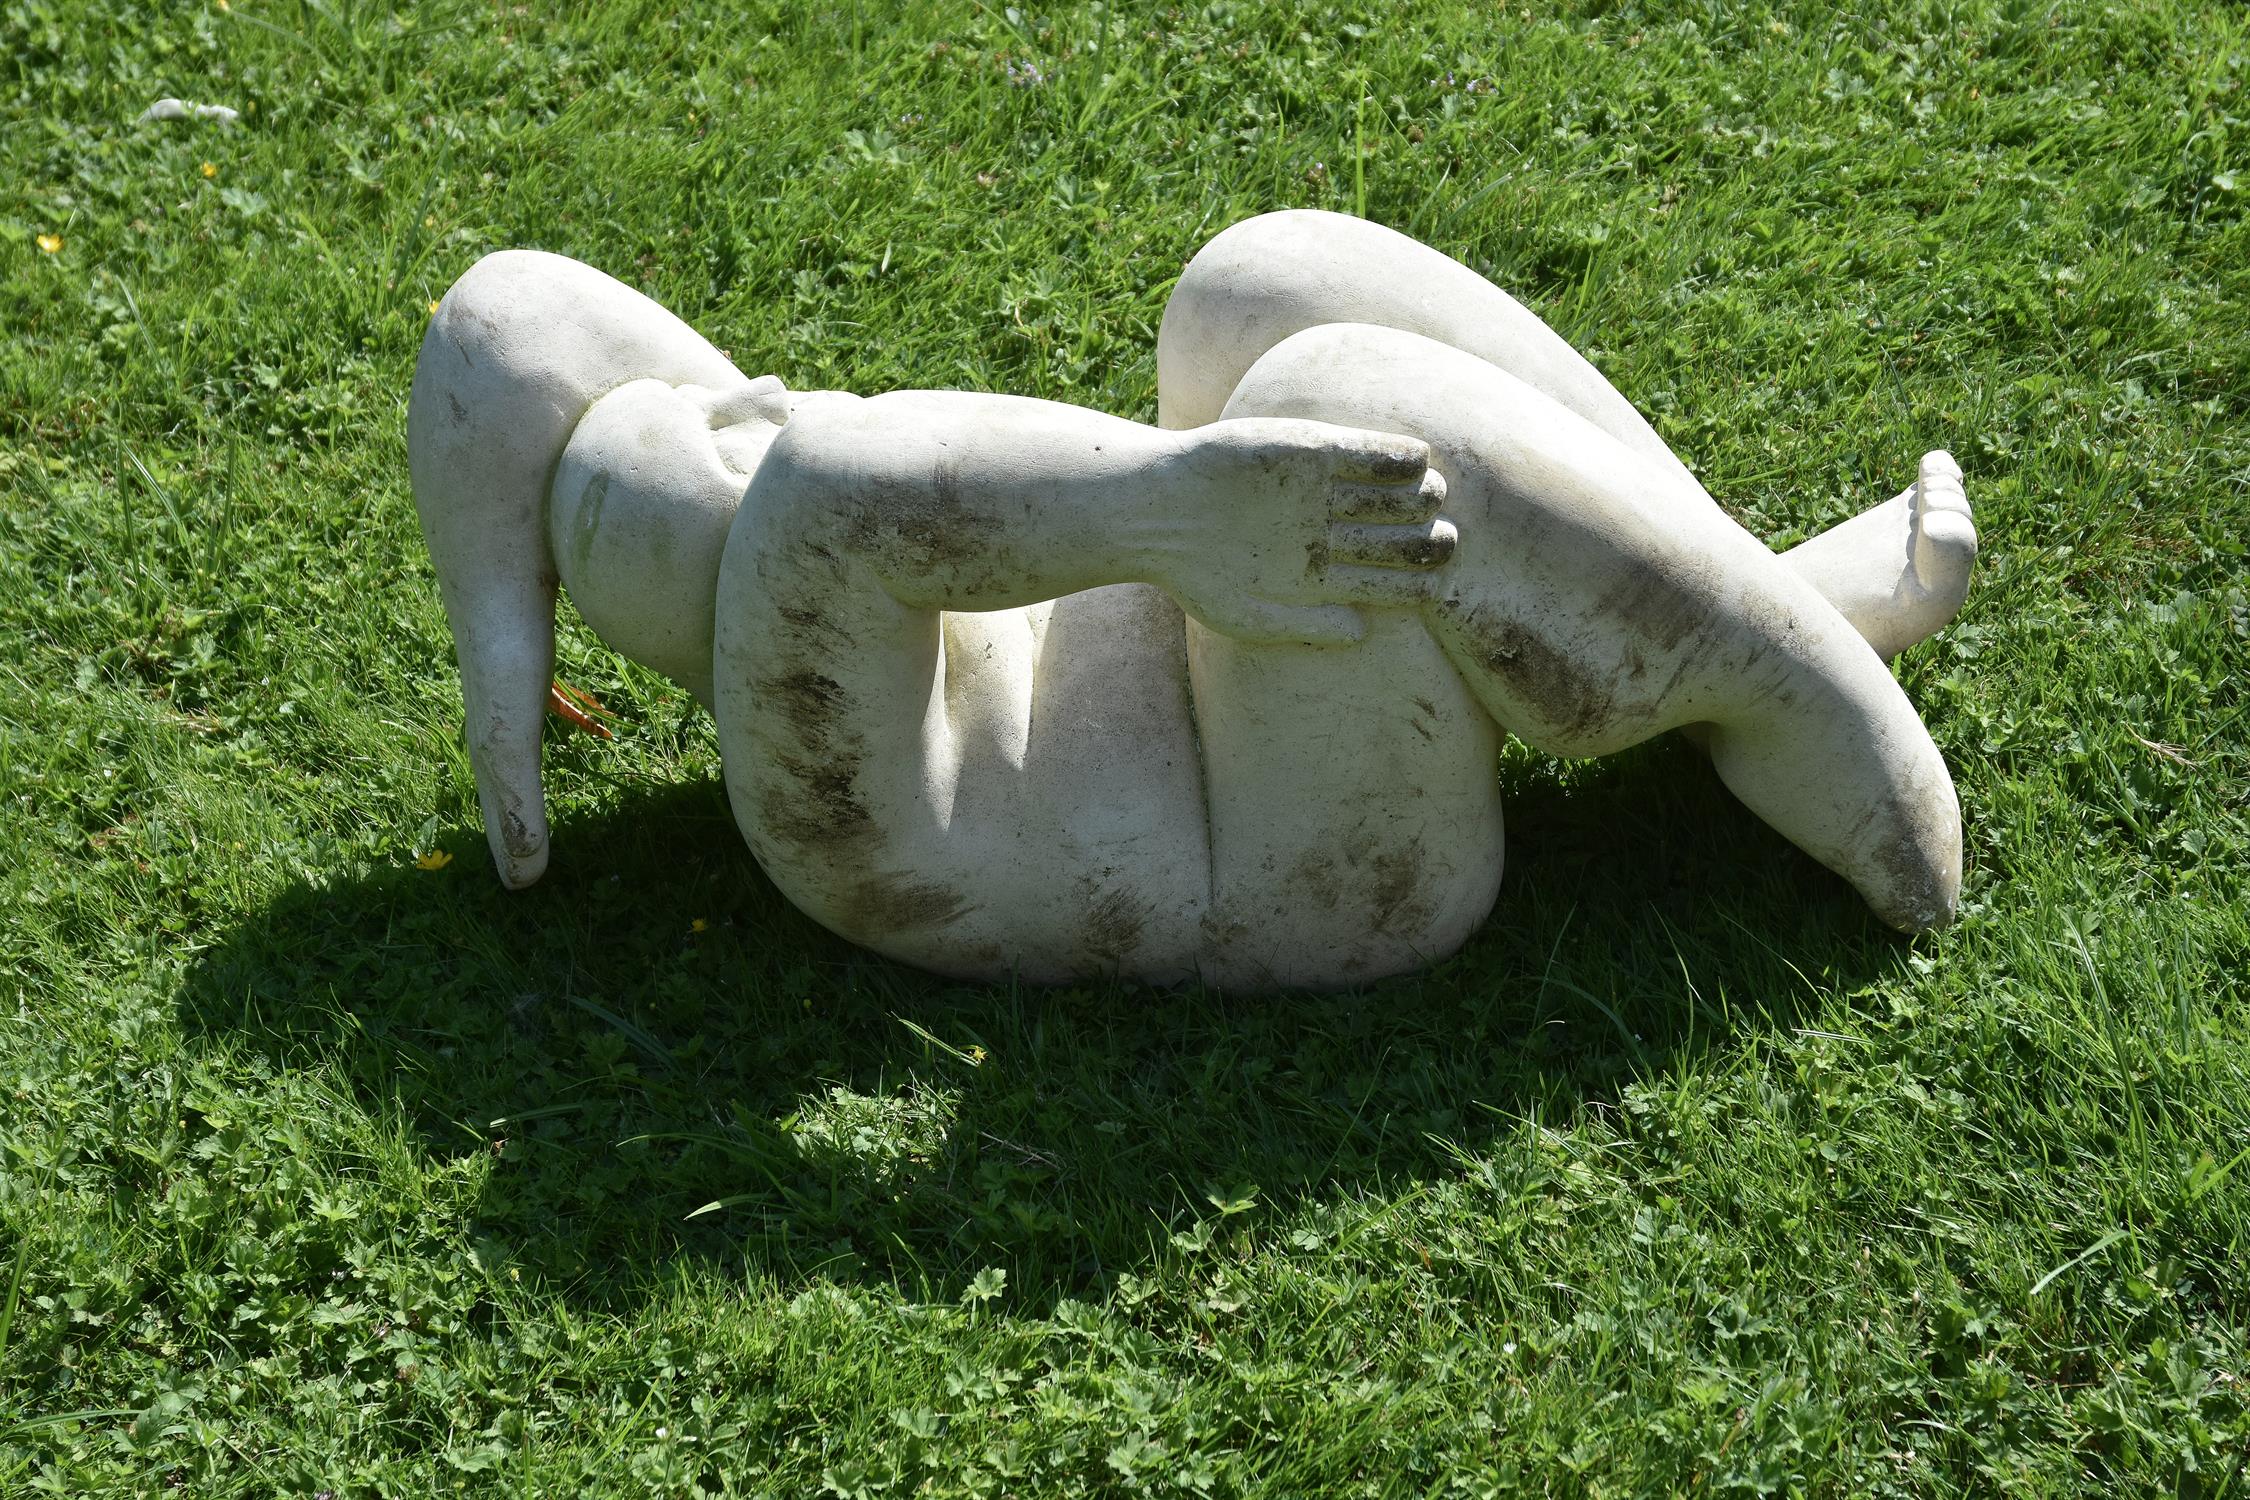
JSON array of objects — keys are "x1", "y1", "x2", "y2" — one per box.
[{"x1": 3, "y1": 0, "x2": 2248, "y2": 1492}]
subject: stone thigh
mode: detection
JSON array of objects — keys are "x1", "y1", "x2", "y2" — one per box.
[
  {"x1": 1188, "y1": 609, "x2": 1507, "y2": 989},
  {"x1": 1185, "y1": 336, "x2": 1512, "y2": 987}
]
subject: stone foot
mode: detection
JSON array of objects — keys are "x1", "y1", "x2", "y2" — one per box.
[
  {"x1": 1780, "y1": 448, "x2": 1978, "y2": 660},
  {"x1": 1906, "y1": 449, "x2": 1976, "y2": 632}
]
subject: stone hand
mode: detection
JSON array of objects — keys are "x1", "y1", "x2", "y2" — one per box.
[{"x1": 1150, "y1": 418, "x2": 1456, "y2": 646}]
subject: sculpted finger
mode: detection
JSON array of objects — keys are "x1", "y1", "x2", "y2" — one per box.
[
  {"x1": 1328, "y1": 518, "x2": 1458, "y2": 570},
  {"x1": 1319, "y1": 564, "x2": 1446, "y2": 609},
  {"x1": 1335, "y1": 466, "x2": 1447, "y2": 523},
  {"x1": 1330, "y1": 429, "x2": 1432, "y2": 485}
]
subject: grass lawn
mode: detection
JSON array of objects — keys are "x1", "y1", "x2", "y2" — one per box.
[{"x1": 5, "y1": 0, "x2": 2249, "y2": 1492}]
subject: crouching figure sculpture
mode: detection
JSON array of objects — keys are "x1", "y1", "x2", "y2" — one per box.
[{"x1": 408, "y1": 209, "x2": 1977, "y2": 989}]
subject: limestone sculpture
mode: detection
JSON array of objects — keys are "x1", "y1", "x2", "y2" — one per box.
[{"x1": 409, "y1": 210, "x2": 1976, "y2": 988}]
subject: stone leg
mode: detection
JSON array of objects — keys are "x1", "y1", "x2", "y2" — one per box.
[
  {"x1": 1225, "y1": 324, "x2": 1962, "y2": 932},
  {"x1": 1161, "y1": 209, "x2": 1976, "y2": 659},
  {"x1": 408, "y1": 251, "x2": 767, "y2": 888}
]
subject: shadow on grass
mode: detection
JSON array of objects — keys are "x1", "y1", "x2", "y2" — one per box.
[{"x1": 178, "y1": 737, "x2": 1903, "y2": 1310}]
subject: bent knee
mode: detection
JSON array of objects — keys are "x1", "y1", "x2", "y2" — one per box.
[
  {"x1": 423, "y1": 251, "x2": 592, "y2": 383},
  {"x1": 417, "y1": 250, "x2": 740, "y2": 435},
  {"x1": 1159, "y1": 211, "x2": 1372, "y2": 429}
]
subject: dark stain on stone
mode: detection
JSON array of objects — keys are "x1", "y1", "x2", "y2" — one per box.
[
  {"x1": 777, "y1": 603, "x2": 850, "y2": 652},
  {"x1": 1593, "y1": 555, "x2": 1708, "y2": 654},
  {"x1": 931, "y1": 453, "x2": 963, "y2": 509},
  {"x1": 1198, "y1": 908, "x2": 1250, "y2": 957},
  {"x1": 843, "y1": 467, "x2": 1006, "y2": 578},
  {"x1": 1648, "y1": 639, "x2": 1716, "y2": 712},
  {"x1": 848, "y1": 872, "x2": 972, "y2": 933},
  {"x1": 1466, "y1": 611, "x2": 1616, "y2": 747},
  {"x1": 446, "y1": 390, "x2": 469, "y2": 427},
  {"x1": 569, "y1": 469, "x2": 610, "y2": 576},
  {"x1": 1290, "y1": 851, "x2": 1343, "y2": 910},
  {"x1": 1080, "y1": 885, "x2": 1149, "y2": 960},
  {"x1": 755, "y1": 662, "x2": 875, "y2": 851},
  {"x1": 759, "y1": 754, "x2": 874, "y2": 850},
  {"x1": 1398, "y1": 531, "x2": 1454, "y2": 568},
  {"x1": 500, "y1": 805, "x2": 539, "y2": 860},
  {"x1": 1864, "y1": 801, "x2": 1953, "y2": 932},
  {"x1": 764, "y1": 667, "x2": 849, "y2": 735},
  {"x1": 1368, "y1": 840, "x2": 1437, "y2": 936}
]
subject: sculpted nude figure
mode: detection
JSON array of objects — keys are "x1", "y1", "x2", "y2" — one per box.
[{"x1": 408, "y1": 210, "x2": 1977, "y2": 989}]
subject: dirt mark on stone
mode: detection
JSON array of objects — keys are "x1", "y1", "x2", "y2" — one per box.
[
  {"x1": 1198, "y1": 908, "x2": 1251, "y2": 957},
  {"x1": 500, "y1": 805, "x2": 539, "y2": 860},
  {"x1": 1864, "y1": 796, "x2": 1954, "y2": 932},
  {"x1": 764, "y1": 667, "x2": 849, "y2": 740},
  {"x1": 760, "y1": 750, "x2": 875, "y2": 850},
  {"x1": 1463, "y1": 609, "x2": 1617, "y2": 747},
  {"x1": 1079, "y1": 884, "x2": 1150, "y2": 960},
  {"x1": 1290, "y1": 852, "x2": 1343, "y2": 911},
  {"x1": 777, "y1": 603, "x2": 851, "y2": 653},
  {"x1": 842, "y1": 465, "x2": 1008, "y2": 583},
  {"x1": 568, "y1": 469, "x2": 610, "y2": 578},
  {"x1": 1593, "y1": 555, "x2": 1709, "y2": 655},
  {"x1": 755, "y1": 668, "x2": 879, "y2": 850},
  {"x1": 1368, "y1": 840, "x2": 1438, "y2": 936},
  {"x1": 847, "y1": 872, "x2": 973, "y2": 933}
]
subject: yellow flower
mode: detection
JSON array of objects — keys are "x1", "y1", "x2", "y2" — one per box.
[
  {"x1": 216, "y1": 0, "x2": 229, "y2": 9},
  {"x1": 200, "y1": 161, "x2": 217, "y2": 179},
  {"x1": 35, "y1": 233, "x2": 61, "y2": 254},
  {"x1": 415, "y1": 849, "x2": 454, "y2": 870},
  {"x1": 428, "y1": 299, "x2": 441, "y2": 315},
  {"x1": 690, "y1": 917, "x2": 709, "y2": 934},
  {"x1": 966, "y1": 1045, "x2": 988, "y2": 1064}
]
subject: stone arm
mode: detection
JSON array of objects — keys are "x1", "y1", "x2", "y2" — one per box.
[
  {"x1": 748, "y1": 391, "x2": 1455, "y2": 645},
  {"x1": 708, "y1": 391, "x2": 1452, "y2": 952}
]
